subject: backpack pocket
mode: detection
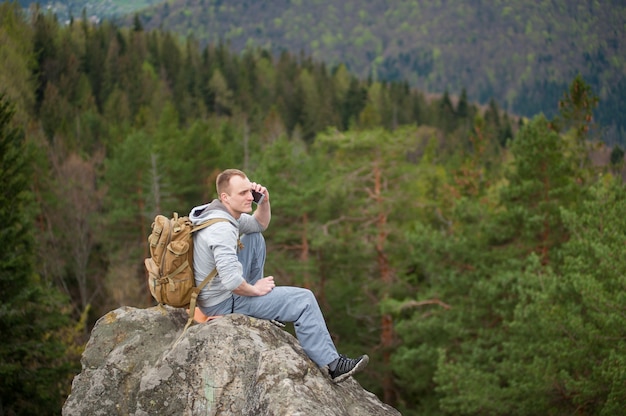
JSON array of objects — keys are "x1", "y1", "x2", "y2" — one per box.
[
  {"x1": 145, "y1": 257, "x2": 162, "y2": 303},
  {"x1": 148, "y1": 215, "x2": 170, "y2": 264},
  {"x1": 160, "y1": 241, "x2": 194, "y2": 307},
  {"x1": 164, "y1": 240, "x2": 189, "y2": 274}
]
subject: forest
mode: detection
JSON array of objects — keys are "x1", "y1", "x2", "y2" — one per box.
[
  {"x1": 1, "y1": 2, "x2": 625, "y2": 415},
  {"x1": 127, "y1": 0, "x2": 626, "y2": 146},
  {"x1": 19, "y1": 0, "x2": 626, "y2": 146}
]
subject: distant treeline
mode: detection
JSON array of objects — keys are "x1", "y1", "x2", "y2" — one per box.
[{"x1": 127, "y1": 0, "x2": 626, "y2": 145}]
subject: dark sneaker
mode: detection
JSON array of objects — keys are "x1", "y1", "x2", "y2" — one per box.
[{"x1": 329, "y1": 354, "x2": 369, "y2": 383}]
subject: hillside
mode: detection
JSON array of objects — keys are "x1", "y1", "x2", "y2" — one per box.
[
  {"x1": 129, "y1": 0, "x2": 625, "y2": 144},
  {"x1": 20, "y1": 0, "x2": 626, "y2": 144}
]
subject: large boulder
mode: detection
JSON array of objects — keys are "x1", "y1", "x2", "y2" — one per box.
[{"x1": 63, "y1": 306, "x2": 400, "y2": 415}]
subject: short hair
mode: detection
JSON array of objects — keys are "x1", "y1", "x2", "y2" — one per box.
[{"x1": 216, "y1": 169, "x2": 247, "y2": 197}]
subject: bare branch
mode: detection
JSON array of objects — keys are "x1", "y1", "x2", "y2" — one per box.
[
  {"x1": 321, "y1": 215, "x2": 370, "y2": 235},
  {"x1": 400, "y1": 298, "x2": 452, "y2": 312}
]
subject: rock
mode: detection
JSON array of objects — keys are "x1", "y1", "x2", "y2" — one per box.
[{"x1": 63, "y1": 306, "x2": 401, "y2": 416}]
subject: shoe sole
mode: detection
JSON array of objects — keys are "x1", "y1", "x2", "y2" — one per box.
[{"x1": 332, "y1": 355, "x2": 369, "y2": 383}]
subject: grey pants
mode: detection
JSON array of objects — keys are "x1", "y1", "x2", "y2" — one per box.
[{"x1": 199, "y1": 233, "x2": 340, "y2": 368}]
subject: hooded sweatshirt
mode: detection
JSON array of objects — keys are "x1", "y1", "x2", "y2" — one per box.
[{"x1": 189, "y1": 199, "x2": 266, "y2": 307}]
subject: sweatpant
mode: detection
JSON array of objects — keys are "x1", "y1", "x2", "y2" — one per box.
[{"x1": 198, "y1": 232, "x2": 340, "y2": 368}]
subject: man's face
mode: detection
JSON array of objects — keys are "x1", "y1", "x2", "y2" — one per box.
[{"x1": 222, "y1": 175, "x2": 254, "y2": 217}]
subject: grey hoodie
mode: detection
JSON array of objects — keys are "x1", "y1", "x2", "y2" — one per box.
[{"x1": 189, "y1": 199, "x2": 266, "y2": 307}]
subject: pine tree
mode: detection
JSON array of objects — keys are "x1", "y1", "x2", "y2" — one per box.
[
  {"x1": 253, "y1": 135, "x2": 319, "y2": 290},
  {"x1": 495, "y1": 114, "x2": 579, "y2": 264},
  {"x1": 502, "y1": 178, "x2": 626, "y2": 414},
  {"x1": 389, "y1": 115, "x2": 582, "y2": 415},
  {"x1": 313, "y1": 127, "x2": 423, "y2": 405},
  {"x1": 551, "y1": 75, "x2": 600, "y2": 179},
  {"x1": 0, "y1": 2, "x2": 36, "y2": 126},
  {"x1": 0, "y1": 95, "x2": 76, "y2": 415},
  {"x1": 437, "y1": 90, "x2": 456, "y2": 133}
]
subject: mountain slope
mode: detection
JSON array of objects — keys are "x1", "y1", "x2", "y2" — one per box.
[
  {"x1": 21, "y1": 0, "x2": 626, "y2": 143},
  {"x1": 133, "y1": 0, "x2": 625, "y2": 143}
]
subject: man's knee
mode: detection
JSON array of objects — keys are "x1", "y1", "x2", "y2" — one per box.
[
  {"x1": 240, "y1": 232, "x2": 265, "y2": 251},
  {"x1": 293, "y1": 288, "x2": 317, "y2": 308},
  {"x1": 238, "y1": 233, "x2": 266, "y2": 277}
]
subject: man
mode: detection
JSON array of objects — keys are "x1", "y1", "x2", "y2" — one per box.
[{"x1": 189, "y1": 169, "x2": 368, "y2": 383}]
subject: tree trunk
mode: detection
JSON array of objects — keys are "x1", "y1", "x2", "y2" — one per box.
[
  {"x1": 300, "y1": 212, "x2": 311, "y2": 289},
  {"x1": 374, "y1": 162, "x2": 396, "y2": 405}
]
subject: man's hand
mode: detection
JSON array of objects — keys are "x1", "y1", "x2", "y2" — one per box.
[
  {"x1": 250, "y1": 182, "x2": 269, "y2": 205},
  {"x1": 233, "y1": 276, "x2": 275, "y2": 296},
  {"x1": 252, "y1": 276, "x2": 275, "y2": 296},
  {"x1": 251, "y1": 182, "x2": 271, "y2": 229}
]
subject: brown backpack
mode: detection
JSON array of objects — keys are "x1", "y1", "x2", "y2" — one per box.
[{"x1": 144, "y1": 213, "x2": 227, "y2": 328}]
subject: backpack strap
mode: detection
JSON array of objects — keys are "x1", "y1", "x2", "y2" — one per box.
[
  {"x1": 179, "y1": 267, "x2": 219, "y2": 338},
  {"x1": 191, "y1": 217, "x2": 229, "y2": 233},
  {"x1": 175, "y1": 217, "x2": 230, "y2": 345}
]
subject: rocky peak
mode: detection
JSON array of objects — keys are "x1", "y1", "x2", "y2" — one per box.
[{"x1": 63, "y1": 306, "x2": 400, "y2": 415}]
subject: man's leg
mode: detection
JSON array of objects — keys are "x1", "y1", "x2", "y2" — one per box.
[
  {"x1": 234, "y1": 286, "x2": 339, "y2": 368},
  {"x1": 235, "y1": 232, "x2": 368, "y2": 381},
  {"x1": 236, "y1": 233, "x2": 338, "y2": 366}
]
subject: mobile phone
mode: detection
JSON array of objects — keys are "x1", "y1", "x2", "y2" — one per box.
[{"x1": 252, "y1": 190, "x2": 265, "y2": 204}]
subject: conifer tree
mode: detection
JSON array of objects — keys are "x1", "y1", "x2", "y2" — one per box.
[
  {"x1": 495, "y1": 115, "x2": 579, "y2": 264},
  {"x1": 314, "y1": 127, "x2": 423, "y2": 405},
  {"x1": 551, "y1": 75, "x2": 599, "y2": 180},
  {"x1": 209, "y1": 69, "x2": 234, "y2": 116},
  {"x1": 437, "y1": 90, "x2": 456, "y2": 133},
  {"x1": 0, "y1": 95, "x2": 75, "y2": 415},
  {"x1": 503, "y1": 178, "x2": 626, "y2": 414},
  {"x1": 389, "y1": 115, "x2": 579, "y2": 415},
  {"x1": 0, "y1": 2, "x2": 35, "y2": 126},
  {"x1": 253, "y1": 135, "x2": 320, "y2": 290}
]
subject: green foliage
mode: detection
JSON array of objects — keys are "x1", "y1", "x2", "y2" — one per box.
[
  {"x1": 610, "y1": 145, "x2": 624, "y2": 168},
  {"x1": 553, "y1": 74, "x2": 599, "y2": 137},
  {"x1": 252, "y1": 135, "x2": 323, "y2": 288},
  {"x1": 546, "y1": 179, "x2": 626, "y2": 412},
  {"x1": 474, "y1": 178, "x2": 626, "y2": 415},
  {"x1": 20, "y1": 1, "x2": 626, "y2": 143},
  {"x1": 102, "y1": 0, "x2": 626, "y2": 144},
  {"x1": 390, "y1": 111, "x2": 625, "y2": 414},
  {"x1": 0, "y1": 95, "x2": 78, "y2": 415},
  {"x1": 0, "y1": 2, "x2": 35, "y2": 125},
  {"x1": 495, "y1": 115, "x2": 579, "y2": 263},
  {"x1": 311, "y1": 127, "x2": 430, "y2": 399}
]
